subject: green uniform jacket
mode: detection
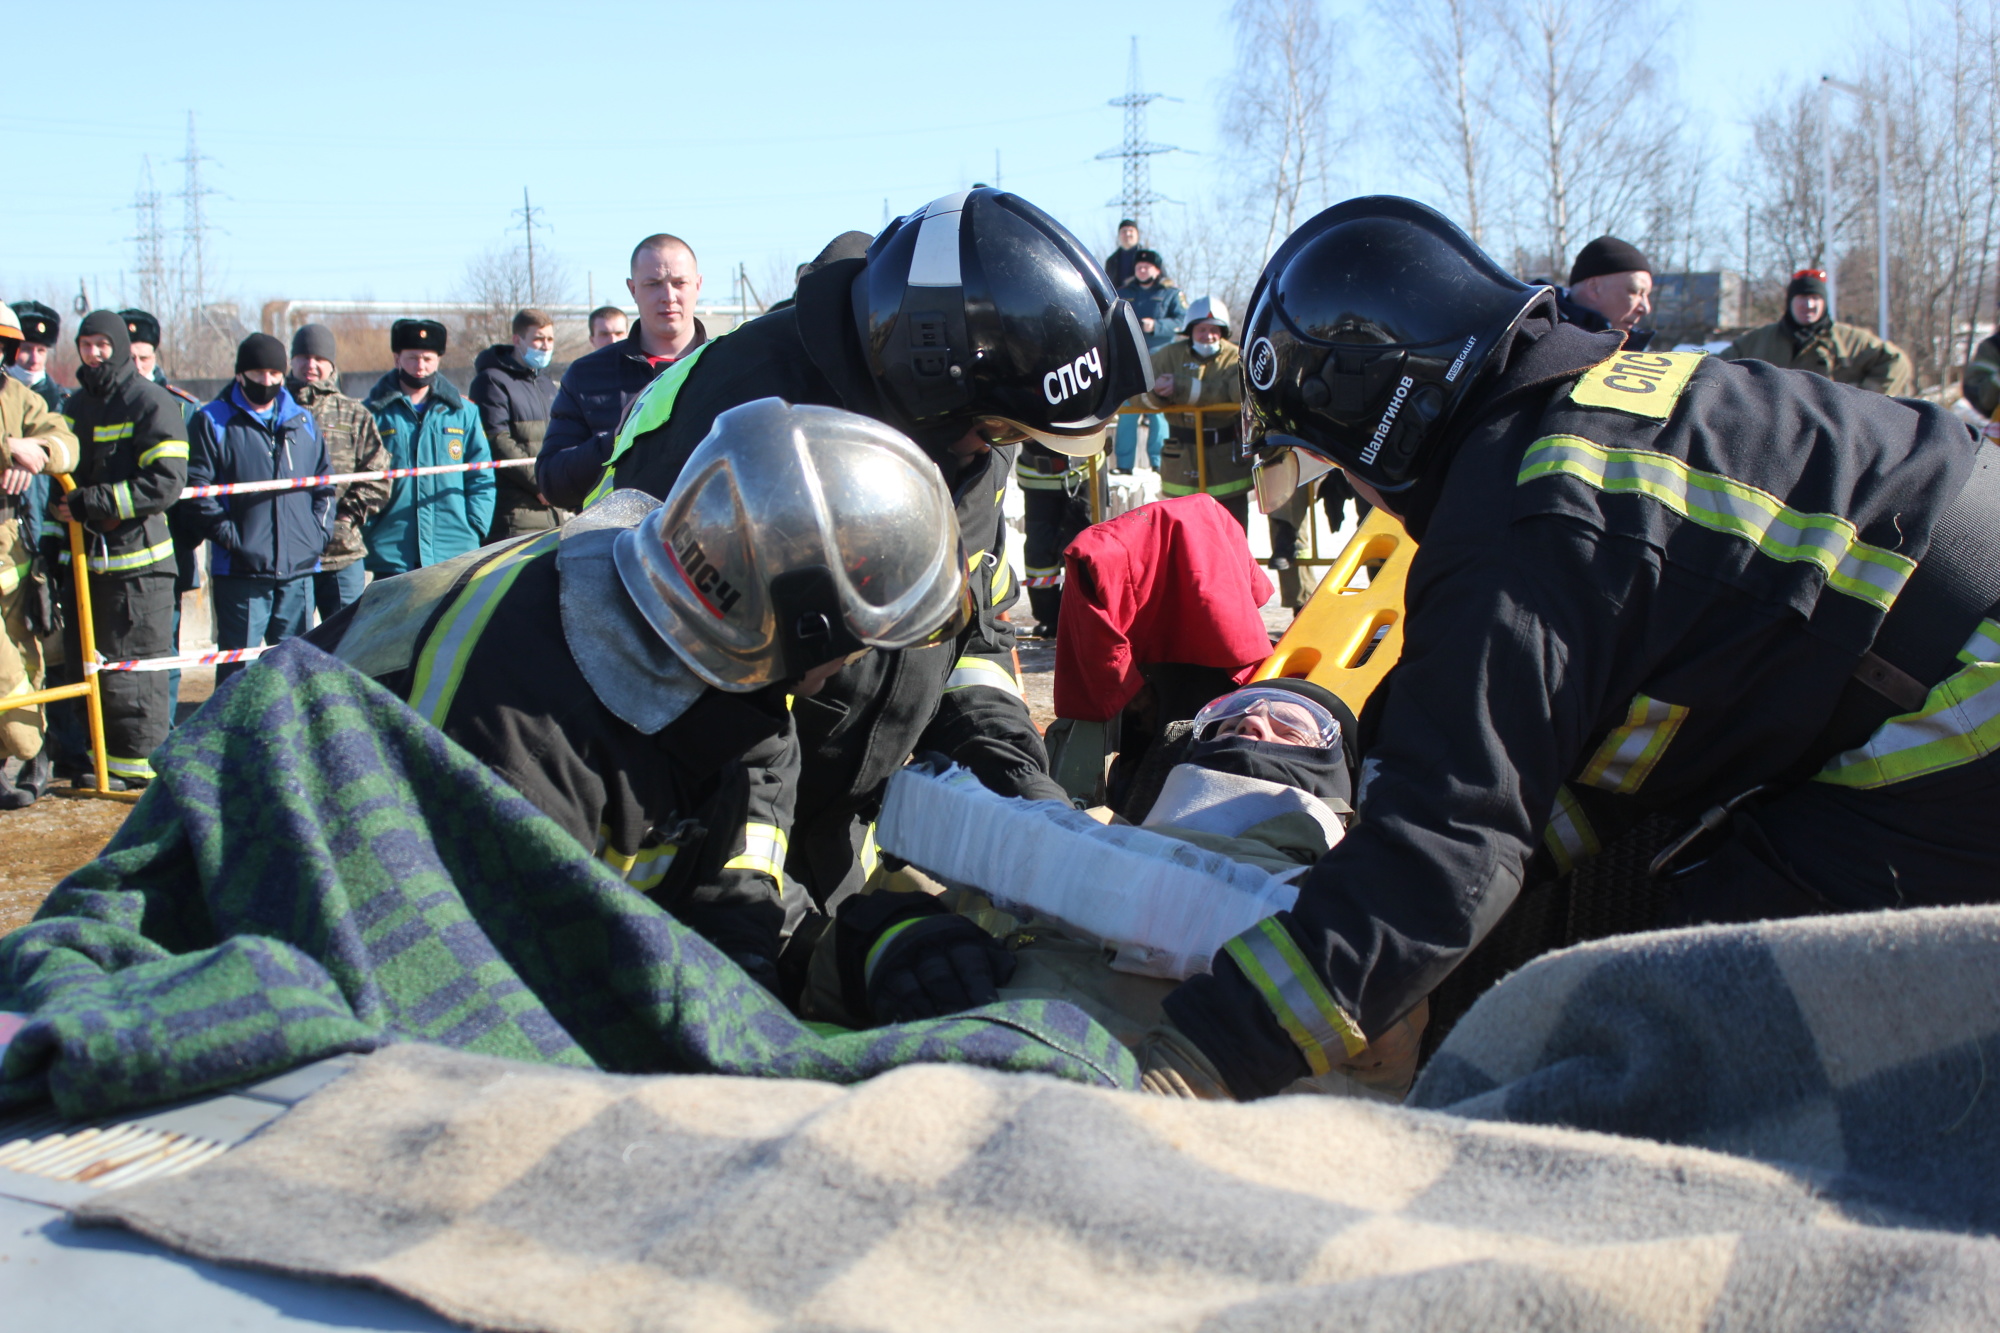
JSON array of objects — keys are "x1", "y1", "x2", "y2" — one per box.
[
  {"x1": 1142, "y1": 338, "x2": 1252, "y2": 497},
  {"x1": 1722, "y1": 319, "x2": 1915, "y2": 396}
]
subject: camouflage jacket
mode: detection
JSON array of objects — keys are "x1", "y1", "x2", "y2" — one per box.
[{"x1": 287, "y1": 376, "x2": 389, "y2": 570}]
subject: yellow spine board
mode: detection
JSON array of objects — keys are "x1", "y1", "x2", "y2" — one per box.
[{"x1": 1251, "y1": 508, "x2": 1414, "y2": 711}]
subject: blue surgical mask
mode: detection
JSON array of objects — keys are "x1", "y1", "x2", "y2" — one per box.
[
  {"x1": 6, "y1": 362, "x2": 39, "y2": 386},
  {"x1": 1191, "y1": 340, "x2": 1221, "y2": 358},
  {"x1": 521, "y1": 346, "x2": 553, "y2": 371}
]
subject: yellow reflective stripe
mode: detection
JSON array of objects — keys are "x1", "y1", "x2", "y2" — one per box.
[
  {"x1": 594, "y1": 827, "x2": 681, "y2": 892},
  {"x1": 723, "y1": 821, "x2": 789, "y2": 887},
  {"x1": 92, "y1": 422, "x2": 136, "y2": 443},
  {"x1": 992, "y1": 559, "x2": 1013, "y2": 604},
  {"x1": 584, "y1": 342, "x2": 713, "y2": 507},
  {"x1": 1577, "y1": 693, "x2": 1688, "y2": 794},
  {"x1": 1542, "y1": 784, "x2": 1601, "y2": 875},
  {"x1": 65, "y1": 536, "x2": 174, "y2": 573},
  {"x1": 111, "y1": 481, "x2": 137, "y2": 520},
  {"x1": 1021, "y1": 563, "x2": 1062, "y2": 589},
  {"x1": 1161, "y1": 478, "x2": 1255, "y2": 498},
  {"x1": 864, "y1": 916, "x2": 925, "y2": 985},
  {"x1": 1223, "y1": 918, "x2": 1367, "y2": 1074},
  {"x1": 105, "y1": 754, "x2": 156, "y2": 780},
  {"x1": 1817, "y1": 619, "x2": 2000, "y2": 789},
  {"x1": 859, "y1": 822, "x2": 879, "y2": 878},
  {"x1": 943, "y1": 655, "x2": 1022, "y2": 699},
  {"x1": 0, "y1": 560, "x2": 26, "y2": 596},
  {"x1": 1518, "y1": 435, "x2": 1916, "y2": 613},
  {"x1": 408, "y1": 532, "x2": 560, "y2": 725},
  {"x1": 1567, "y1": 350, "x2": 1705, "y2": 419},
  {"x1": 138, "y1": 439, "x2": 190, "y2": 466}
]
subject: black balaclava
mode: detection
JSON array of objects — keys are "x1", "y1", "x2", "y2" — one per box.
[
  {"x1": 1183, "y1": 732, "x2": 1352, "y2": 807},
  {"x1": 74, "y1": 309, "x2": 133, "y2": 398}
]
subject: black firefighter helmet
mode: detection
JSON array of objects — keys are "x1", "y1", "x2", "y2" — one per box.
[
  {"x1": 853, "y1": 188, "x2": 1150, "y2": 458},
  {"x1": 1239, "y1": 196, "x2": 1550, "y2": 493}
]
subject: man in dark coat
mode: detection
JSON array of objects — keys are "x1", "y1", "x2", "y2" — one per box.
[
  {"x1": 537, "y1": 236, "x2": 708, "y2": 510},
  {"x1": 471, "y1": 308, "x2": 562, "y2": 540}
]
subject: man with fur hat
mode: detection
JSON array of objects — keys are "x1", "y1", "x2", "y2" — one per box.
[
  {"x1": 46, "y1": 310, "x2": 188, "y2": 788},
  {"x1": 363, "y1": 318, "x2": 493, "y2": 575},
  {"x1": 0, "y1": 301, "x2": 79, "y2": 807},
  {"x1": 1722, "y1": 268, "x2": 1914, "y2": 395},
  {"x1": 7, "y1": 300, "x2": 65, "y2": 413}
]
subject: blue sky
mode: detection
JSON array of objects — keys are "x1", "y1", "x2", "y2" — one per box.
[{"x1": 0, "y1": 0, "x2": 1871, "y2": 314}]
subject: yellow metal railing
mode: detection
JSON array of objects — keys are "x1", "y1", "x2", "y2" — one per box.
[
  {"x1": 1100, "y1": 404, "x2": 1345, "y2": 565},
  {"x1": 7, "y1": 473, "x2": 144, "y2": 803}
]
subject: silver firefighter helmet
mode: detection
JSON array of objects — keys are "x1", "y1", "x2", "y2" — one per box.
[{"x1": 613, "y1": 397, "x2": 971, "y2": 691}]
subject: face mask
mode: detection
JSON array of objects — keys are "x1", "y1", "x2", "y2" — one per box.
[
  {"x1": 398, "y1": 369, "x2": 436, "y2": 393},
  {"x1": 521, "y1": 346, "x2": 553, "y2": 371},
  {"x1": 239, "y1": 377, "x2": 282, "y2": 407},
  {"x1": 1191, "y1": 340, "x2": 1220, "y2": 358}
]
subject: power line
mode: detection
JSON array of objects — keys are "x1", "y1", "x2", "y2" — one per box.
[
  {"x1": 1095, "y1": 37, "x2": 1184, "y2": 229},
  {"x1": 130, "y1": 155, "x2": 169, "y2": 314},
  {"x1": 512, "y1": 186, "x2": 547, "y2": 304}
]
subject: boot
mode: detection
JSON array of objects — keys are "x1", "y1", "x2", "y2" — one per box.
[{"x1": 0, "y1": 748, "x2": 51, "y2": 810}]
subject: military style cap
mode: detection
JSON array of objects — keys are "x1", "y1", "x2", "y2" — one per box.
[
  {"x1": 390, "y1": 318, "x2": 448, "y2": 354},
  {"x1": 9, "y1": 300, "x2": 59, "y2": 347},
  {"x1": 120, "y1": 308, "x2": 162, "y2": 348}
]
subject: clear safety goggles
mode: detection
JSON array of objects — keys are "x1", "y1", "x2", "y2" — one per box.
[{"x1": 1191, "y1": 685, "x2": 1343, "y2": 749}]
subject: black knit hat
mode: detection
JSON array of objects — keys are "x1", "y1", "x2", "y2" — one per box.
[
  {"x1": 119, "y1": 308, "x2": 162, "y2": 348},
  {"x1": 291, "y1": 322, "x2": 338, "y2": 362},
  {"x1": 390, "y1": 318, "x2": 447, "y2": 354},
  {"x1": 235, "y1": 332, "x2": 288, "y2": 374},
  {"x1": 1568, "y1": 236, "x2": 1652, "y2": 285},
  {"x1": 1787, "y1": 268, "x2": 1829, "y2": 301},
  {"x1": 11, "y1": 300, "x2": 59, "y2": 347}
]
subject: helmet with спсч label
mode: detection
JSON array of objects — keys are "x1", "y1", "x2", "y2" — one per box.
[
  {"x1": 614, "y1": 397, "x2": 972, "y2": 691},
  {"x1": 853, "y1": 188, "x2": 1152, "y2": 459}
]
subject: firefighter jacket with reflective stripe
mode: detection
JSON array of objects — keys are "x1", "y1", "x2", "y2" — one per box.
[
  {"x1": 1141, "y1": 338, "x2": 1252, "y2": 499},
  {"x1": 593, "y1": 257, "x2": 1065, "y2": 884},
  {"x1": 1165, "y1": 324, "x2": 1985, "y2": 1099},
  {"x1": 58, "y1": 362, "x2": 188, "y2": 576},
  {"x1": 304, "y1": 533, "x2": 800, "y2": 987},
  {"x1": 1014, "y1": 441, "x2": 1090, "y2": 491}
]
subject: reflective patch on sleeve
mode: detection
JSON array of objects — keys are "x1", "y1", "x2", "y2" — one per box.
[
  {"x1": 943, "y1": 655, "x2": 1023, "y2": 699},
  {"x1": 1567, "y1": 350, "x2": 1705, "y2": 419},
  {"x1": 138, "y1": 440, "x2": 189, "y2": 466},
  {"x1": 723, "y1": 821, "x2": 790, "y2": 888},
  {"x1": 1222, "y1": 917, "x2": 1367, "y2": 1075},
  {"x1": 864, "y1": 916, "x2": 925, "y2": 986},
  {"x1": 594, "y1": 826, "x2": 681, "y2": 892},
  {"x1": 1542, "y1": 784, "x2": 1602, "y2": 874},
  {"x1": 1577, "y1": 693, "x2": 1689, "y2": 794},
  {"x1": 111, "y1": 481, "x2": 136, "y2": 521},
  {"x1": 407, "y1": 531, "x2": 561, "y2": 725},
  {"x1": 1519, "y1": 434, "x2": 1914, "y2": 613},
  {"x1": 1817, "y1": 618, "x2": 2000, "y2": 789}
]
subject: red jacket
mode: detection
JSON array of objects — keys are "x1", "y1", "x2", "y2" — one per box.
[{"x1": 1054, "y1": 494, "x2": 1274, "y2": 722}]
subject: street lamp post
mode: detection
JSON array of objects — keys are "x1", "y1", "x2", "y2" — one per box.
[{"x1": 1822, "y1": 75, "x2": 1891, "y2": 341}]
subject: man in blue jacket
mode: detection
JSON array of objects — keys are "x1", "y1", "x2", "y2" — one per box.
[
  {"x1": 186, "y1": 334, "x2": 334, "y2": 685},
  {"x1": 363, "y1": 318, "x2": 494, "y2": 575}
]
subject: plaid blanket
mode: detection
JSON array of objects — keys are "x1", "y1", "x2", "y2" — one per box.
[
  {"x1": 0, "y1": 641, "x2": 1134, "y2": 1117},
  {"x1": 80, "y1": 1040, "x2": 2000, "y2": 1332},
  {"x1": 1413, "y1": 903, "x2": 2000, "y2": 1235}
]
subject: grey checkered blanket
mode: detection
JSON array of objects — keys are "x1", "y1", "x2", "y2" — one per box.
[{"x1": 78, "y1": 904, "x2": 2000, "y2": 1332}]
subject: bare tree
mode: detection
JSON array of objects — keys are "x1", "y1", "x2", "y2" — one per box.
[
  {"x1": 456, "y1": 243, "x2": 576, "y2": 358},
  {"x1": 1491, "y1": 0, "x2": 1680, "y2": 277},
  {"x1": 1386, "y1": 0, "x2": 1502, "y2": 244},
  {"x1": 1222, "y1": 0, "x2": 1350, "y2": 262}
]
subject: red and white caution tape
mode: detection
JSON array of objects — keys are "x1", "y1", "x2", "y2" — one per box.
[
  {"x1": 179, "y1": 457, "x2": 534, "y2": 499},
  {"x1": 88, "y1": 644, "x2": 277, "y2": 674}
]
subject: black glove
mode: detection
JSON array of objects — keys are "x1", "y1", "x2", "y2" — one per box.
[{"x1": 866, "y1": 914, "x2": 1017, "y2": 1024}]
